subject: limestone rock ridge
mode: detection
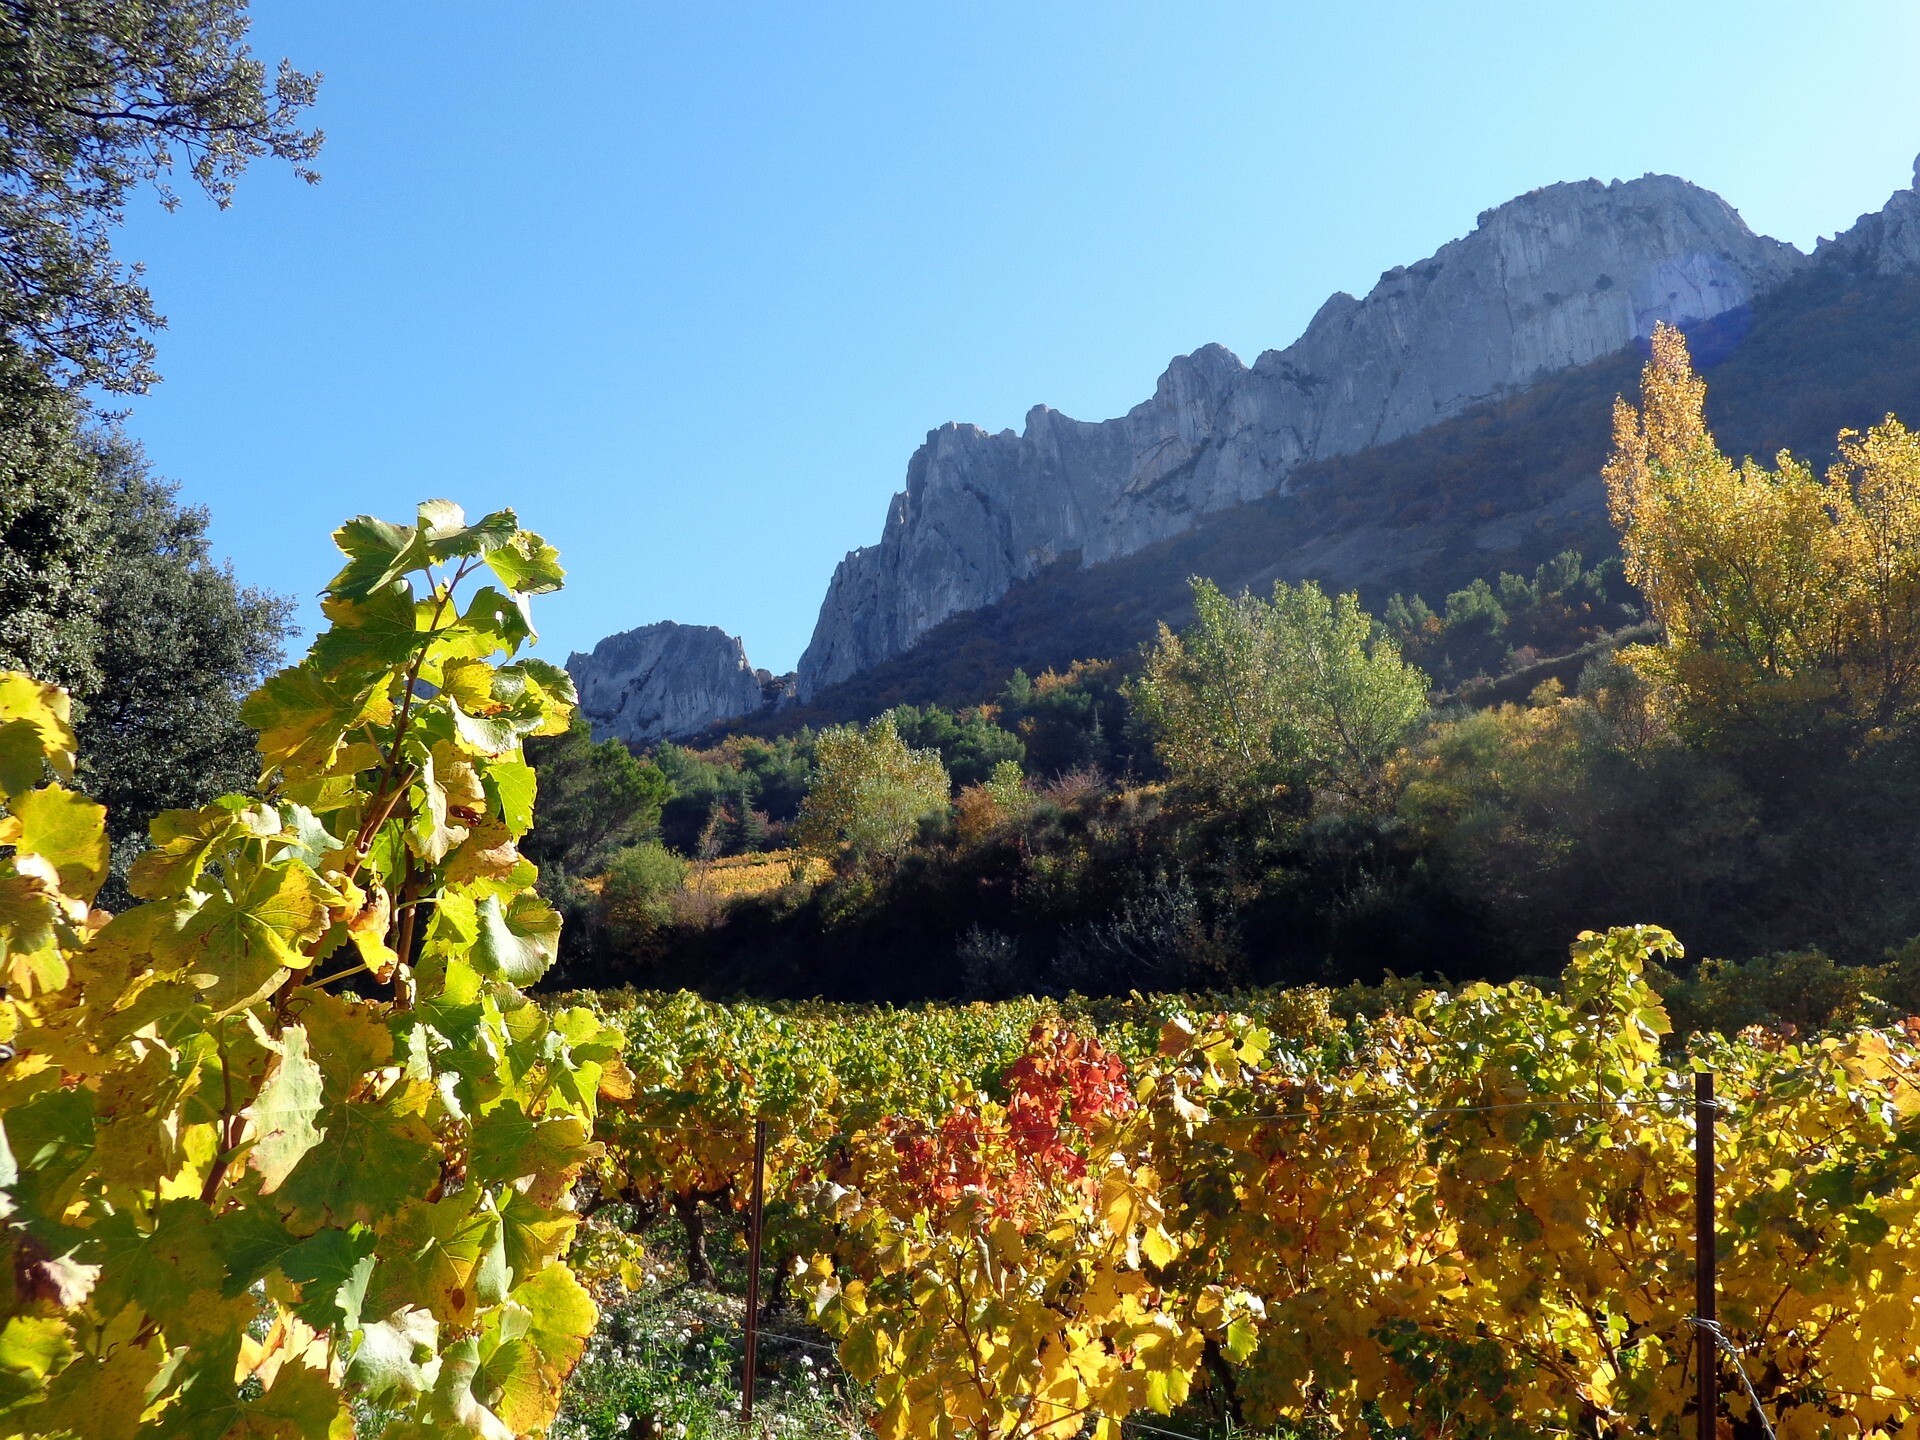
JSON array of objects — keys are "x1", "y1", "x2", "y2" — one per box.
[
  {"x1": 793, "y1": 172, "x2": 1809, "y2": 699},
  {"x1": 565, "y1": 621, "x2": 771, "y2": 745}
]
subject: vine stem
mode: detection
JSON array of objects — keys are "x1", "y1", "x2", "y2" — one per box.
[
  {"x1": 199, "y1": 1018, "x2": 244, "y2": 1207},
  {"x1": 343, "y1": 557, "x2": 474, "y2": 883}
]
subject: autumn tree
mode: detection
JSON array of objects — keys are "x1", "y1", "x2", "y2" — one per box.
[
  {"x1": 797, "y1": 713, "x2": 950, "y2": 866},
  {"x1": 1605, "y1": 322, "x2": 1920, "y2": 741},
  {"x1": 1133, "y1": 576, "x2": 1429, "y2": 805}
]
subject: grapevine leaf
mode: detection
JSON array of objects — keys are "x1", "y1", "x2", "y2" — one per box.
[
  {"x1": 373, "y1": 1197, "x2": 510, "y2": 1328},
  {"x1": 11, "y1": 784, "x2": 109, "y2": 902},
  {"x1": 0, "y1": 673, "x2": 76, "y2": 783},
  {"x1": 326, "y1": 515, "x2": 427, "y2": 600},
  {"x1": 439, "y1": 659, "x2": 500, "y2": 714},
  {"x1": 407, "y1": 749, "x2": 468, "y2": 866},
  {"x1": 460, "y1": 586, "x2": 533, "y2": 652},
  {"x1": 161, "y1": 861, "x2": 330, "y2": 1015},
  {"x1": 142, "y1": 1328, "x2": 248, "y2": 1440},
  {"x1": 469, "y1": 893, "x2": 559, "y2": 987},
  {"x1": 471, "y1": 1328, "x2": 545, "y2": 1435},
  {"x1": 425, "y1": 504, "x2": 518, "y2": 563},
  {"x1": 275, "y1": 1104, "x2": 439, "y2": 1232},
  {"x1": 842, "y1": 1324, "x2": 883, "y2": 1383},
  {"x1": 280, "y1": 1226, "x2": 378, "y2": 1331},
  {"x1": 499, "y1": 659, "x2": 575, "y2": 736},
  {"x1": 511, "y1": 657, "x2": 578, "y2": 711},
  {"x1": 1224, "y1": 1317, "x2": 1258, "y2": 1363},
  {"x1": 345, "y1": 1306, "x2": 439, "y2": 1401},
  {"x1": 0, "y1": 1315, "x2": 73, "y2": 1392},
  {"x1": 422, "y1": 1334, "x2": 514, "y2": 1440},
  {"x1": 483, "y1": 758, "x2": 536, "y2": 839},
  {"x1": 469, "y1": 1102, "x2": 590, "y2": 1188},
  {"x1": 312, "y1": 585, "x2": 428, "y2": 671},
  {"x1": 0, "y1": 871, "x2": 62, "y2": 989},
  {"x1": 448, "y1": 699, "x2": 519, "y2": 757},
  {"x1": 476, "y1": 1264, "x2": 597, "y2": 1433},
  {"x1": 0, "y1": 505, "x2": 598, "y2": 1440},
  {"x1": 242, "y1": 665, "x2": 394, "y2": 771},
  {"x1": 344, "y1": 881, "x2": 399, "y2": 975},
  {"x1": 89, "y1": 1199, "x2": 224, "y2": 1324},
  {"x1": 416, "y1": 498, "x2": 468, "y2": 540},
  {"x1": 246, "y1": 1023, "x2": 327, "y2": 1193},
  {"x1": 495, "y1": 1187, "x2": 574, "y2": 1279},
  {"x1": 129, "y1": 801, "x2": 254, "y2": 900},
  {"x1": 212, "y1": 1202, "x2": 300, "y2": 1296},
  {"x1": 481, "y1": 532, "x2": 565, "y2": 597},
  {"x1": 442, "y1": 817, "x2": 520, "y2": 887},
  {"x1": 2, "y1": 1086, "x2": 95, "y2": 1215},
  {"x1": 517, "y1": 1260, "x2": 596, "y2": 1374},
  {"x1": 27, "y1": 1335, "x2": 163, "y2": 1440},
  {"x1": 0, "y1": 717, "x2": 48, "y2": 798},
  {"x1": 232, "y1": 1355, "x2": 355, "y2": 1440},
  {"x1": 278, "y1": 805, "x2": 345, "y2": 871},
  {"x1": 295, "y1": 989, "x2": 396, "y2": 1102}
]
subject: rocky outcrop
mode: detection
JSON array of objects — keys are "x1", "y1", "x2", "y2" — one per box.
[
  {"x1": 793, "y1": 173, "x2": 1805, "y2": 699},
  {"x1": 1817, "y1": 156, "x2": 1920, "y2": 277},
  {"x1": 566, "y1": 622, "x2": 768, "y2": 745}
]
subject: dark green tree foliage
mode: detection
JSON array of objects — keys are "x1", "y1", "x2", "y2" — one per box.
[
  {"x1": 652, "y1": 732, "x2": 814, "y2": 853},
  {"x1": 522, "y1": 716, "x2": 671, "y2": 875},
  {"x1": 0, "y1": 0, "x2": 322, "y2": 390},
  {"x1": 74, "y1": 432, "x2": 293, "y2": 870},
  {"x1": 0, "y1": 348, "x2": 102, "y2": 685},
  {"x1": 1383, "y1": 550, "x2": 1638, "y2": 689},
  {"x1": 885, "y1": 702, "x2": 1023, "y2": 788},
  {"x1": 730, "y1": 732, "x2": 814, "y2": 820},
  {"x1": 1649, "y1": 947, "x2": 1885, "y2": 1039},
  {"x1": 998, "y1": 660, "x2": 1146, "y2": 779}
]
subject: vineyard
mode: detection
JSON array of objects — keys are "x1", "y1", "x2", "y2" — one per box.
[
  {"x1": 688, "y1": 851, "x2": 833, "y2": 901},
  {"x1": 576, "y1": 934, "x2": 1920, "y2": 1440}
]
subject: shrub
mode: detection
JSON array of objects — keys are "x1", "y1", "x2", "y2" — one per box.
[{"x1": 602, "y1": 840, "x2": 690, "y2": 952}]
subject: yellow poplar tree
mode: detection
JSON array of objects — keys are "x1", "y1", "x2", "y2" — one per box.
[{"x1": 1605, "y1": 322, "x2": 1920, "y2": 739}]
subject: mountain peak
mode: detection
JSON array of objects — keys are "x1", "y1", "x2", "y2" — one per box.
[
  {"x1": 790, "y1": 169, "x2": 1805, "y2": 700},
  {"x1": 567, "y1": 621, "x2": 773, "y2": 745}
]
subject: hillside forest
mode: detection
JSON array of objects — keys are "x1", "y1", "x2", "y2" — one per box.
[{"x1": 521, "y1": 330, "x2": 1920, "y2": 1036}]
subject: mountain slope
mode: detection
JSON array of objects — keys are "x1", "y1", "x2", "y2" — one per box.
[
  {"x1": 575, "y1": 159, "x2": 1920, "y2": 746},
  {"x1": 792, "y1": 173, "x2": 1802, "y2": 699},
  {"x1": 758, "y1": 255, "x2": 1920, "y2": 728}
]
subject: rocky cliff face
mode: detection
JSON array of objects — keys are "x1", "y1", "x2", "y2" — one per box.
[
  {"x1": 1817, "y1": 156, "x2": 1920, "y2": 277},
  {"x1": 566, "y1": 622, "x2": 769, "y2": 745},
  {"x1": 793, "y1": 173, "x2": 1805, "y2": 698}
]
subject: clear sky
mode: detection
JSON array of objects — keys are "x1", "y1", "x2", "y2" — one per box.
[{"x1": 113, "y1": 0, "x2": 1920, "y2": 675}]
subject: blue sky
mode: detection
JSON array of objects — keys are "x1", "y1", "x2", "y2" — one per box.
[{"x1": 116, "y1": 1, "x2": 1920, "y2": 675}]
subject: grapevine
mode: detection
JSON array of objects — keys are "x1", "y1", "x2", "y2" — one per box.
[
  {"x1": 587, "y1": 935, "x2": 1920, "y2": 1439},
  {"x1": 0, "y1": 502, "x2": 627, "y2": 1439}
]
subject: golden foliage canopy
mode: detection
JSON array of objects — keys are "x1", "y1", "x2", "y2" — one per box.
[{"x1": 1605, "y1": 322, "x2": 1920, "y2": 737}]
